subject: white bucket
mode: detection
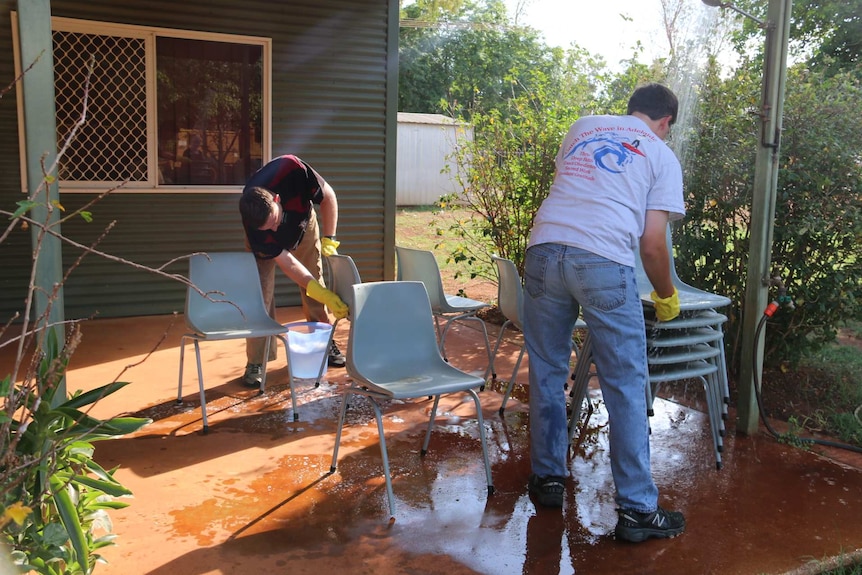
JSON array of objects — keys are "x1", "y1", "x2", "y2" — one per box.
[{"x1": 285, "y1": 321, "x2": 332, "y2": 379}]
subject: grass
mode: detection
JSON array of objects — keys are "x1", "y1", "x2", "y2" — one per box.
[
  {"x1": 799, "y1": 341, "x2": 862, "y2": 446},
  {"x1": 395, "y1": 205, "x2": 496, "y2": 298}
]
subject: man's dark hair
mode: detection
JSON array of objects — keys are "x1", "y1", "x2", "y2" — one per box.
[
  {"x1": 627, "y1": 83, "x2": 679, "y2": 125},
  {"x1": 239, "y1": 187, "x2": 275, "y2": 229}
]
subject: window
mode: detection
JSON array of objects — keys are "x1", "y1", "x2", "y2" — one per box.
[{"x1": 49, "y1": 19, "x2": 268, "y2": 191}]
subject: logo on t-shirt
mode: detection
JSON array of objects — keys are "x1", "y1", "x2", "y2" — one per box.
[{"x1": 565, "y1": 134, "x2": 646, "y2": 174}]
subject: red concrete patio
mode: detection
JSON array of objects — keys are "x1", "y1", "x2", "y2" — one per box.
[{"x1": 5, "y1": 307, "x2": 862, "y2": 575}]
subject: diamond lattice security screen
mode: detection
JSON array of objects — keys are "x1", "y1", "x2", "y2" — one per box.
[{"x1": 53, "y1": 30, "x2": 148, "y2": 183}]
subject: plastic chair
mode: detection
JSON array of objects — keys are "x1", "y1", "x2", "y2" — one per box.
[
  {"x1": 634, "y1": 225, "x2": 732, "y2": 310},
  {"x1": 308, "y1": 253, "x2": 364, "y2": 387},
  {"x1": 491, "y1": 256, "x2": 588, "y2": 414},
  {"x1": 395, "y1": 246, "x2": 492, "y2": 375},
  {"x1": 178, "y1": 252, "x2": 294, "y2": 432},
  {"x1": 329, "y1": 281, "x2": 495, "y2": 517}
]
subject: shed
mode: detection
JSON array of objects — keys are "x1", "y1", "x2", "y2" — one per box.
[{"x1": 396, "y1": 112, "x2": 472, "y2": 206}]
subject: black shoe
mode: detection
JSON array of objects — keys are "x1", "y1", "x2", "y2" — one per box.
[
  {"x1": 615, "y1": 506, "x2": 686, "y2": 543},
  {"x1": 528, "y1": 474, "x2": 565, "y2": 507},
  {"x1": 328, "y1": 341, "x2": 346, "y2": 368},
  {"x1": 242, "y1": 363, "x2": 263, "y2": 388}
]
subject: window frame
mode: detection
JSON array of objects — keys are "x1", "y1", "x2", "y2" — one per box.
[{"x1": 13, "y1": 15, "x2": 272, "y2": 195}]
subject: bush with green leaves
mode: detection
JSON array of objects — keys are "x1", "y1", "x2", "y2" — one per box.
[
  {"x1": 439, "y1": 58, "x2": 608, "y2": 277},
  {"x1": 1, "y1": 327, "x2": 150, "y2": 574},
  {"x1": 677, "y1": 59, "x2": 862, "y2": 370}
]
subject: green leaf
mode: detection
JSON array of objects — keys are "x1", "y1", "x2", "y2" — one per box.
[
  {"x1": 49, "y1": 475, "x2": 89, "y2": 569},
  {"x1": 12, "y1": 199, "x2": 38, "y2": 218},
  {"x1": 54, "y1": 471, "x2": 132, "y2": 498},
  {"x1": 62, "y1": 382, "x2": 131, "y2": 409},
  {"x1": 79, "y1": 211, "x2": 93, "y2": 223}
]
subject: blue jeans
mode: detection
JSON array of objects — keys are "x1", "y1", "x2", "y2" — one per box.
[{"x1": 522, "y1": 243, "x2": 658, "y2": 513}]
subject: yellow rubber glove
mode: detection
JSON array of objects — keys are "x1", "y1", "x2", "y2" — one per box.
[
  {"x1": 306, "y1": 279, "x2": 348, "y2": 319},
  {"x1": 320, "y1": 236, "x2": 340, "y2": 257},
  {"x1": 650, "y1": 288, "x2": 680, "y2": 322}
]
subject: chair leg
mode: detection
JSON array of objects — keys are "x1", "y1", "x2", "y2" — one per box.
[
  {"x1": 369, "y1": 398, "x2": 397, "y2": 518},
  {"x1": 279, "y1": 334, "x2": 298, "y2": 421},
  {"x1": 484, "y1": 319, "x2": 510, "y2": 382},
  {"x1": 465, "y1": 388, "x2": 495, "y2": 496},
  {"x1": 330, "y1": 389, "x2": 353, "y2": 473},
  {"x1": 499, "y1": 345, "x2": 526, "y2": 415},
  {"x1": 192, "y1": 340, "x2": 209, "y2": 433},
  {"x1": 259, "y1": 337, "x2": 271, "y2": 394},
  {"x1": 315, "y1": 319, "x2": 339, "y2": 389},
  {"x1": 177, "y1": 336, "x2": 189, "y2": 404},
  {"x1": 567, "y1": 334, "x2": 593, "y2": 446},
  {"x1": 421, "y1": 395, "x2": 442, "y2": 456}
]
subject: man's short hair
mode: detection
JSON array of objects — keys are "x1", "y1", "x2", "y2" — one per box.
[
  {"x1": 239, "y1": 187, "x2": 275, "y2": 229},
  {"x1": 627, "y1": 83, "x2": 679, "y2": 125}
]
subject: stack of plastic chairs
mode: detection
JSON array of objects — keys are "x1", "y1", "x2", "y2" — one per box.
[{"x1": 568, "y1": 226, "x2": 731, "y2": 469}]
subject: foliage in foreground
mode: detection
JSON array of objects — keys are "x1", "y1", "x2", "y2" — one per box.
[{"x1": 2, "y1": 328, "x2": 150, "y2": 573}]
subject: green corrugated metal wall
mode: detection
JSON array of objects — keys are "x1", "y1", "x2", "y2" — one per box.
[{"x1": 0, "y1": 0, "x2": 396, "y2": 320}]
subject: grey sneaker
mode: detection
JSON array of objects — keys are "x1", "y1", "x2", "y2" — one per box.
[
  {"x1": 615, "y1": 506, "x2": 686, "y2": 542},
  {"x1": 242, "y1": 363, "x2": 263, "y2": 388},
  {"x1": 327, "y1": 341, "x2": 346, "y2": 368}
]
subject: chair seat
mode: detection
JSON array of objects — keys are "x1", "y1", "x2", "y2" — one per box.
[
  {"x1": 647, "y1": 327, "x2": 723, "y2": 347},
  {"x1": 351, "y1": 366, "x2": 485, "y2": 399},
  {"x1": 645, "y1": 309, "x2": 728, "y2": 330},
  {"x1": 647, "y1": 343, "x2": 721, "y2": 366},
  {"x1": 441, "y1": 293, "x2": 488, "y2": 313},
  {"x1": 191, "y1": 324, "x2": 289, "y2": 339}
]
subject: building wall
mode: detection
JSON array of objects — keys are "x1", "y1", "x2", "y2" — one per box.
[
  {"x1": 396, "y1": 112, "x2": 471, "y2": 207},
  {"x1": 0, "y1": 0, "x2": 397, "y2": 320}
]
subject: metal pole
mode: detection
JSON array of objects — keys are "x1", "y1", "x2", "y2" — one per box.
[
  {"x1": 17, "y1": 0, "x2": 66, "y2": 400},
  {"x1": 736, "y1": 0, "x2": 793, "y2": 434}
]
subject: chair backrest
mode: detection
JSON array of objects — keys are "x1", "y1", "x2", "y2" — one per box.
[
  {"x1": 326, "y1": 254, "x2": 362, "y2": 316},
  {"x1": 492, "y1": 256, "x2": 523, "y2": 331},
  {"x1": 634, "y1": 225, "x2": 674, "y2": 294},
  {"x1": 635, "y1": 225, "x2": 731, "y2": 309},
  {"x1": 347, "y1": 281, "x2": 444, "y2": 383},
  {"x1": 185, "y1": 252, "x2": 272, "y2": 334},
  {"x1": 394, "y1": 246, "x2": 446, "y2": 309}
]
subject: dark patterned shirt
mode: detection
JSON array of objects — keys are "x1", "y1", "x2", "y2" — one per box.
[{"x1": 242, "y1": 155, "x2": 325, "y2": 259}]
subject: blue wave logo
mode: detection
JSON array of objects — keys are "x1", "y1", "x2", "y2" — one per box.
[{"x1": 564, "y1": 134, "x2": 645, "y2": 174}]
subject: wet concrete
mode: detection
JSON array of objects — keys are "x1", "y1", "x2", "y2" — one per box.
[{"x1": 5, "y1": 309, "x2": 862, "y2": 575}]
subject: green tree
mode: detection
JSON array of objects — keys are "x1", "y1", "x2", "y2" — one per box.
[{"x1": 399, "y1": 0, "x2": 562, "y2": 117}]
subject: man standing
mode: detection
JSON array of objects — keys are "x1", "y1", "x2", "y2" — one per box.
[
  {"x1": 239, "y1": 154, "x2": 348, "y2": 388},
  {"x1": 522, "y1": 83, "x2": 685, "y2": 542}
]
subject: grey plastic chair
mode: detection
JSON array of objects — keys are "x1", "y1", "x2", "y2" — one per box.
[
  {"x1": 491, "y1": 255, "x2": 588, "y2": 414},
  {"x1": 395, "y1": 246, "x2": 493, "y2": 375},
  {"x1": 329, "y1": 281, "x2": 494, "y2": 517},
  {"x1": 634, "y1": 225, "x2": 732, "y2": 310},
  {"x1": 178, "y1": 252, "x2": 294, "y2": 432},
  {"x1": 309, "y1": 254, "x2": 364, "y2": 387}
]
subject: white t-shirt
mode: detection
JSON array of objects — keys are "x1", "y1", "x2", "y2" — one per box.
[{"x1": 528, "y1": 114, "x2": 685, "y2": 267}]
